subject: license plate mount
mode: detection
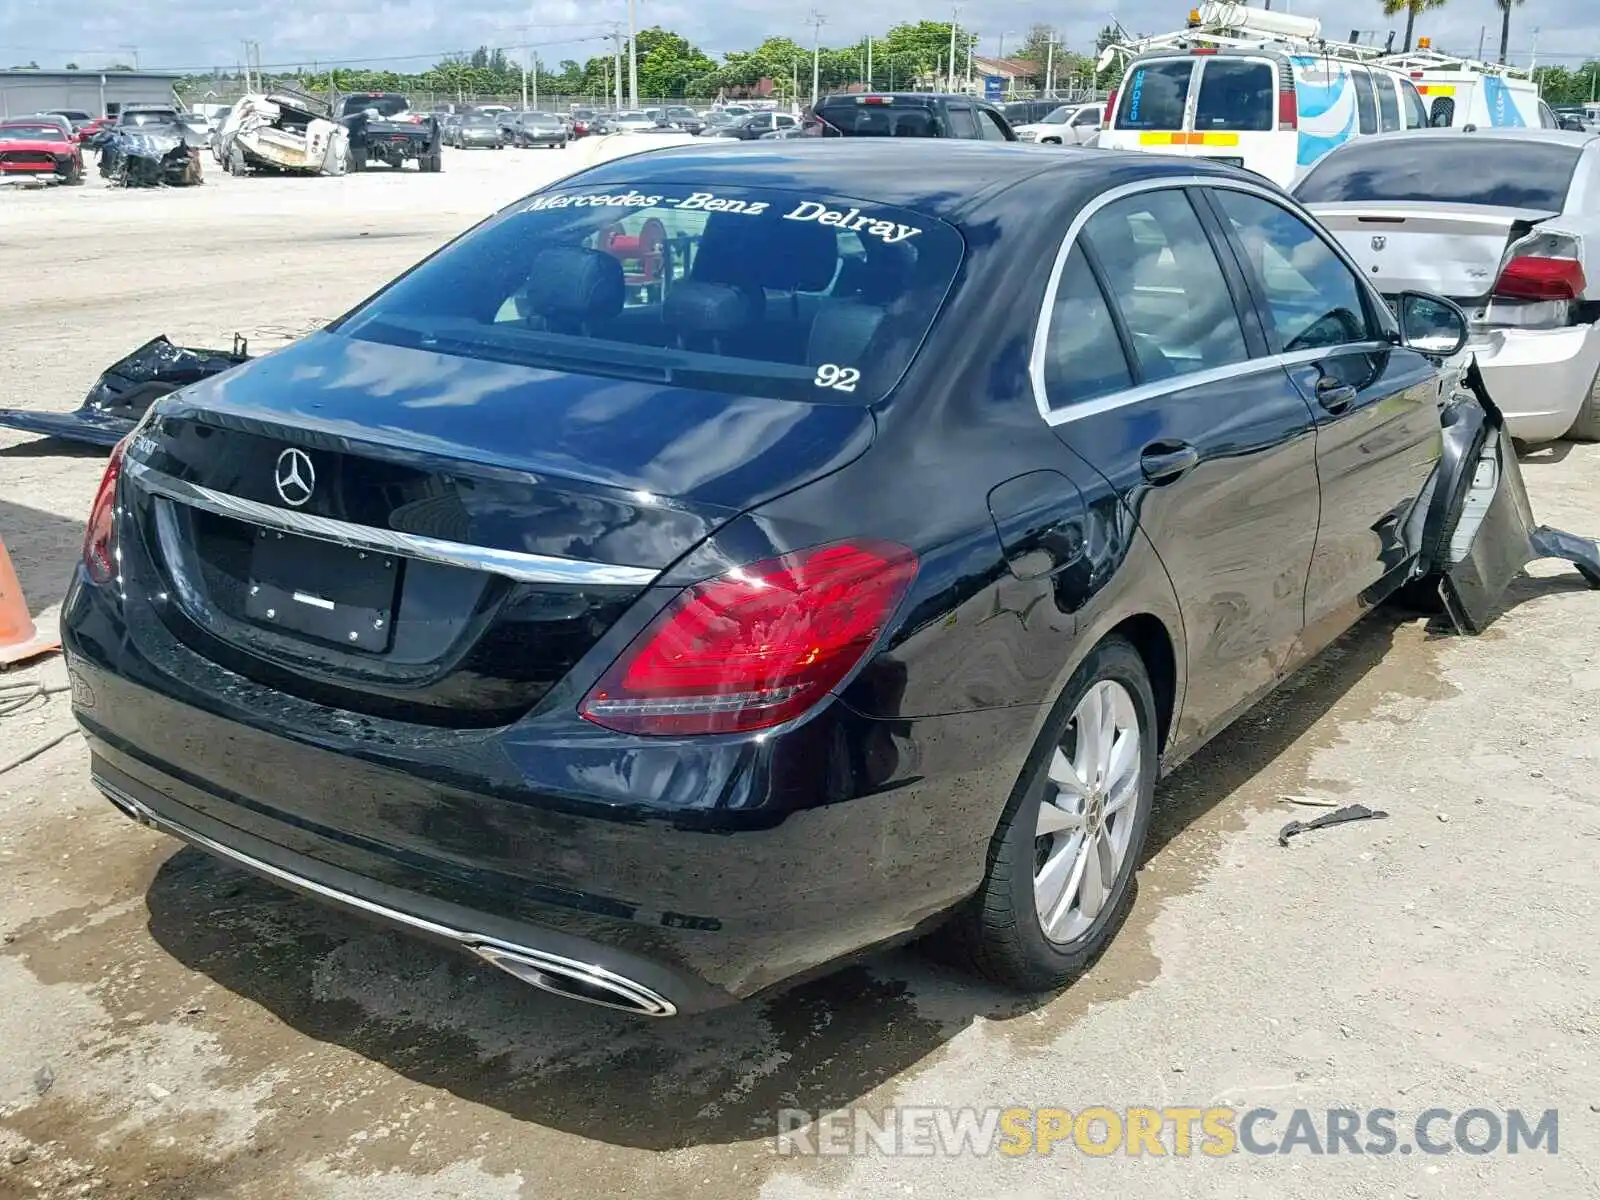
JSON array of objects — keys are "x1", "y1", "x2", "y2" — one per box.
[{"x1": 245, "y1": 530, "x2": 400, "y2": 652}]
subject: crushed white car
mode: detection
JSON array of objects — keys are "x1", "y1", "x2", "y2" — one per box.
[{"x1": 215, "y1": 92, "x2": 348, "y2": 177}]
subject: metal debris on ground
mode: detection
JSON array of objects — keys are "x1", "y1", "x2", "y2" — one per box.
[{"x1": 1278, "y1": 804, "x2": 1391, "y2": 847}]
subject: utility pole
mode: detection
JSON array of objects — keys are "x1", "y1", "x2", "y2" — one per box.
[
  {"x1": 1477, "y1": 25, "x2": 1487, "y2": 62},
  {"x1": 1528, "y1": 26, "x2": 1540, "y2": 71},
  {"x1": 610, "y1": 26, "x2": 623, "y2": 109},
  {"x1": 966, "y1": 35, "x2": 974, "y2": 88},
  {"x1": 948, "y1": 6, "x2": 961, "y2": 91},
  {"x1": 532, "y1": 52, "x2": 539, "y2": 108},
  {"x1": 1045, "y1": 35, "x2": 1055, "y2": 98},
  {"x1": 627, "y1": 0, "x2": 639, "y2": 108},
  {"x1": 807, "y1": 10, "x2": 826, "y2": 106},
  {"x1": 866, "y1": 35, "x2": 872, "y2": 90}
]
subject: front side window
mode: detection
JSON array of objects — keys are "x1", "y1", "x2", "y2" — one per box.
[
  {"x1": 978, "y1": 109, "x2": 1011, "y2": 141},
  {"x1": 1114, "y1": 60, "x2": 1195, "y2": 131},
  {"x1": 1042, "y1": 247, "x2": 1133, "y2": 407},
  {"x1": 1400, "y1": 80, "x2": 1429, "y2": 128},
  {"x1": 1082, "y1": 189, "x2": 1249, "y2": 380},
  {"x1": 335, "y1": 184, "x2": 963, "y2": 406},
  {"x1": 1212, "y1": 190, "x2": 1371, "y2": 352}
]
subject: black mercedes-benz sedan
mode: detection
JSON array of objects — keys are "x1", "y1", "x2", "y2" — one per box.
[{"x1": 64, "y1": 141, "x2": 1492, "y2": 1016}]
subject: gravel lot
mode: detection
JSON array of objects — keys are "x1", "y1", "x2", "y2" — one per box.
[{"x1": 1, "y1": 145, "x2": 1598, "y2": 1200}]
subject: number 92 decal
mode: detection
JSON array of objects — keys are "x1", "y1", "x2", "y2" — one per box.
[{"x1": 814, "y1": 364, "x2": 860, "y2": 393}]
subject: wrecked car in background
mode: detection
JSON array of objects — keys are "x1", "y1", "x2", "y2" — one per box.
[
  {"x1": 98, "y1": 118, "x2": 203, "y2": 187},
  {"x1": 0, "y1": 336, "x2": 250, "y2": 448},
  {"x1": 340, "y1": 92, "x2": 442, "y2": 172},
  {"x1": 216, "y1": 92, "x2": 349, "y2": 176}
]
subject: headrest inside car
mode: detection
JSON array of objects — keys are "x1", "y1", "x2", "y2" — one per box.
[
  {"x1": 522, "y1": 247, "x2": 625, "y2": 324},
  {"x1": 664, "y1": 281, "x2": 758, "y2": 336}
]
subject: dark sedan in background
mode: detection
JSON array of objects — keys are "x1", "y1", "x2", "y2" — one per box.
[
  {"x1": 503, "y1": 111, "x2": 568, "y2": 149},
  {"x1": 64, "y1": 142, "x2": 1595, "y2": 1018}
]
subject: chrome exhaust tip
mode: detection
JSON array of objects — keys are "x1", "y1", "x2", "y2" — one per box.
[{"x1": 469, "y1": 944, "x2": 677, "y2": 1017}]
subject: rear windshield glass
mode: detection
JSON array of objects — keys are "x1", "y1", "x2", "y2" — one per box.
[
  {"x1": 336, "y1": 184, "x2": 963, "y2": 404},
  {"x1": 817, "y1": 100, "x2": 944, "y2": 137},
  {"x1": 1194, "y1": 59, "x2": 1274, "y2": 131},
  {"x1": 1294, "y1": 138, "x2": 1582, "y2": 209},
  {"x1": 1115, "y1": 60, "x2": 1194, "y2": 131},
  {"x1": 343, "y1": 95, "x2": 409, "y2": 117},
  {"x1": 0, "y1": 125, "x2": 60, "y2": 140}
]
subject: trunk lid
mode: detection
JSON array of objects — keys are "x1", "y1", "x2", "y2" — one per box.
[
  {"x1": 125, "y1": 332, "x2": 874, "y2": 727},
  {"x1": 1308, "y1": 201, "x2": 1555, "y2": 307}
]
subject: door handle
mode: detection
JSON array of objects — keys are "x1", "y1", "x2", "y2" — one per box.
[
  {"x1": 1139, "y1": 441, "x2": 1199, "y2": 485},
  {"x1": 1315, "y1": 376, "x2": 1358, "y2": 414}
]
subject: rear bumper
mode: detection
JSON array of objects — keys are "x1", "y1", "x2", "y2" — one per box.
[
  {"x1": 1469, "y1": 321, "x2": 1600, "y2": 442},
  {"x1": 63, "y1": 570, "x2": 1032, "y2": 1012}
]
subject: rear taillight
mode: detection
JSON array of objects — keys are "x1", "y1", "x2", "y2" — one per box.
[
  {"x1": 1493, "y1": 230, "x2": 1587, "y2": 301},
  {"x1": 1105, "y1": 89, "x2": 1119, "y2": 122},
  {"x1": 1278, "y1": 88, "x2": 1298, "y2": 130},
  {"x1": 580, "y1": 540, "x2": 919, "y2": 736},
  {"x1": 82, "y1": 437, "x2": 128, "y2": 585},
  {"x1": 1495, "y1": 255, "x2": 1586, "y2": 300}
]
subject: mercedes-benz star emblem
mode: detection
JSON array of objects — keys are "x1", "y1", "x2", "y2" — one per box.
[
  {"x1": 1370, "y1": 235, "x2": 1387, "y2": 251},
  {"x1": 274, "y1": 448, "x2": 316, "y2": 507}
]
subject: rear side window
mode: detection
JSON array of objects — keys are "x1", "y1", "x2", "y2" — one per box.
[
  {"x1": 1042, "y1": 248, "x2": 1133, "y2": 406},
  {"x1": 944, "y1": 105, "x2": 977, "y2": 138},
  {"x1": 1294, "y1": 138, "x2": 1582, "y2": 209},
  {"x1": 817, "y1": 100, "x2": 944, "y2": 137},
  {"x1": 1115, "y1": 60, "x2": 1195, "y2": 131},
  {"x1": 1194, "y1": 59, "x2": 1275, "y2": 132},
  {"x1": 1082, "y1": 190, "x2": 1249, "y2": 380},
  {"x1": 1351, "y1": 69, "x2": 1378, "y2": 135},
  {"x1": 336, "y1": 184, "x2": 963, "y2": 405},
  {"x1": 1375, "y1": 75, "x2": 1401, "y2": 132},
  {"x1": 1400, "y1": 80, "x2": 1429, "y2": 128}
]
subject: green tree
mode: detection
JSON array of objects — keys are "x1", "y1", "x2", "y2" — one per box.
[
  {"x1": 1496, "y1": 0, "x2": 1524, "y2": 65},
  {"x1": 65, "y1": 61, "x2": 79, "y2": 70},
  {"x1": 1017, "y1": 23, "x2": 1057, "y2": 70},
  {"x1": 1381, "y1": 0, "x2": 1449, "y2": 53},
  {"x1": 633, "y1": 27, "x2": 717, "y2": 98}
]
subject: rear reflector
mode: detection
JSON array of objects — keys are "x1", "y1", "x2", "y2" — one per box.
[
  {"x1": 1105, "y1": 89, "x2": 1119, "y2": 121},
  {"x1": 1495, "y1": 255, "x2": 1587, "y2": 301},
  {"x1": 580, "y1": 540, "x2": 918, "y2": 736},
  {"x1": 83, "y1": 437, "x2": 128, "y2": 585}
]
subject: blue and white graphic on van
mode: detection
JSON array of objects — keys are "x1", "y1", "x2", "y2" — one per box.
[
  {"x1": 1292, "y1": 58, "x2": 1357, "y2": 167},
  {"x1": 1483, "y1": 76, "x2": 1528, "y2": 129}
]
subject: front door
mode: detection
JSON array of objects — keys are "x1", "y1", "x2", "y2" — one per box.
[
  {"x1": 1036, "y1": 185, "x2": 1322, "y2": 745},
  {"x1": 1202, "y1": 187, "x2": 1442, "y2": 647}
]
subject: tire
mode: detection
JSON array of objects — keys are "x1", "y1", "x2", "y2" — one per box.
[
  {"x1": 421, "y1": 152, "x2": 442, "y2": 173},
  {"x1": 350, "y1": 144, "x2": 367, "y2": 172},
  {"x1": 1565, "y1": 360, "x2": 1600, "y2": 441},
  {"x1": 937, "y1": 636, "x2": 1158, "y2": 992},
  {"x1": 227, "y1": 143, "x2": 246, "y2": 176},
  {"x1": 66, "y1": 157, "x2": 83, "y2": 185}
]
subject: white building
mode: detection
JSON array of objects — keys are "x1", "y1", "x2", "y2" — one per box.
[{"x1": 0, "y1": 69, "x2": 185, "y2": 120}]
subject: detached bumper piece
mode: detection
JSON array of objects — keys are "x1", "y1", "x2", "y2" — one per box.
[
  {"x1": 0, "y1": 335, "x2": 251, "y2": 449},
  {"x1": 1424, "y1": 362, "x2": 1600, "y2": 635}
]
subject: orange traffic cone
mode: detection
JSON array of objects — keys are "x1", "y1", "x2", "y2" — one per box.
[{"x1": 0, "y1": 536, "x2": 59, "y2": 667}]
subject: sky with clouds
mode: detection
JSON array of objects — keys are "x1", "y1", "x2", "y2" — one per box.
[{"x1": 1, "y1": 0, "x2": 1593, "y2": 75}]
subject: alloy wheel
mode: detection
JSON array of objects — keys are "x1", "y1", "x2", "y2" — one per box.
[{"x1": 1033, "y1": 679, "x2": 1144, "y2": 944}]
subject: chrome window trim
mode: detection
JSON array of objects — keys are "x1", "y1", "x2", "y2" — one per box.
[
  {"x1": 123, "y1": 458, "x2": 660, "y2": 587},
  {"x1": 1030, "y1": 174, "x2": 1396, "y2": 428}
]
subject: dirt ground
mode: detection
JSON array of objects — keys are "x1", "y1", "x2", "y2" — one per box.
[{"x1": 1, "y1": 146, "x2": 1598, "y2": 1200}]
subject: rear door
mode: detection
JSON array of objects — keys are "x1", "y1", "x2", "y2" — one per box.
[
  {"x1": 1035, "y1": 185, "x2": 1322, "y2": 739},
  {"x1": 1204, "y1": 186, "x2": 1442, "y2": 642}
]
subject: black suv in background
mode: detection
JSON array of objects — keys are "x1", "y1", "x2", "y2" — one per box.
[
  {"x1": 339, "y1": 92, "x2": 443, "y2": 172},
  {"x1": 812, "y1": 93, "x2": 1017, "y2": 140}
]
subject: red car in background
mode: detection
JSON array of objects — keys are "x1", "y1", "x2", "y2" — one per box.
[{"x1": 0, "y1": 119, "x2": 84, "y2": 184}]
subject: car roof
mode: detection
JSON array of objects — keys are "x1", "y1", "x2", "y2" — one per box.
[{"x1": 573, "y1": 140, "x2": 1252, "y2": 225}]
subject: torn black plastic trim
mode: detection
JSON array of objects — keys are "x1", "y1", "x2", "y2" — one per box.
[
  {"x1": 0, "y1": 335, "x2": 250, "y2": 450},
  {"x1": 1422, "y1": 360, "x2": 1600, "y2": 634}
]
